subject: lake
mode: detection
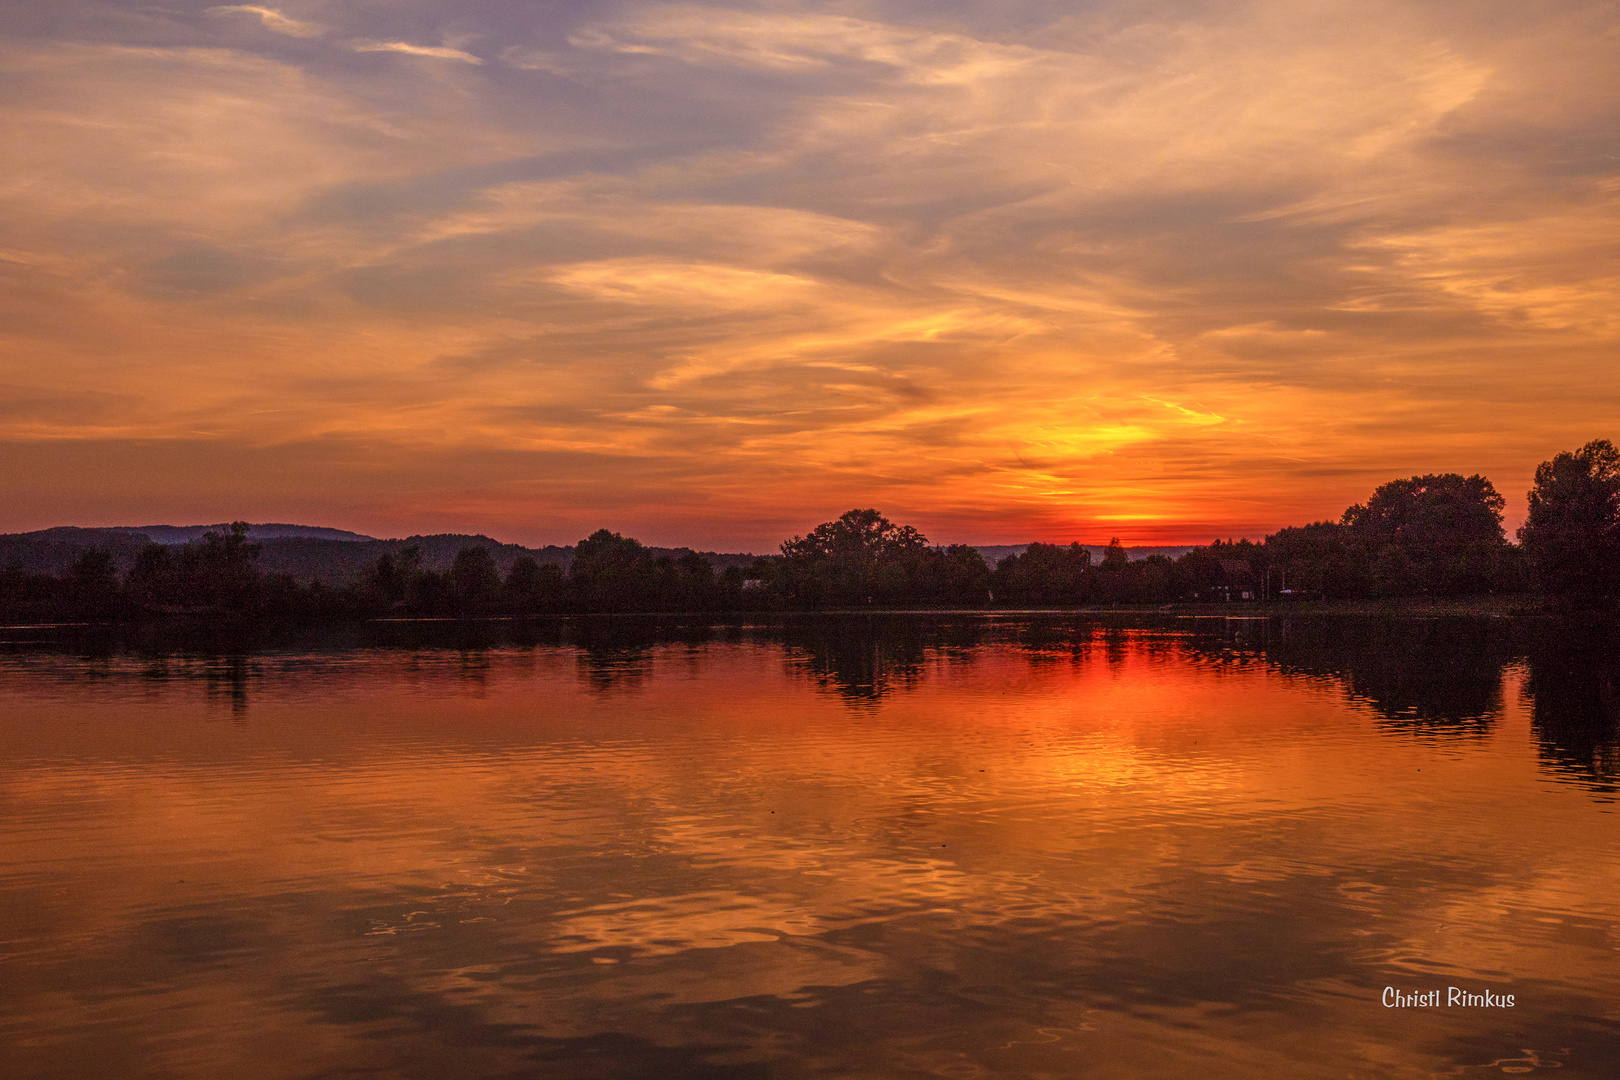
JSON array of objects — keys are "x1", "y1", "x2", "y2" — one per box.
[{"x1": 1, "y1": 614, "x2": 1617, "y2": 1078}]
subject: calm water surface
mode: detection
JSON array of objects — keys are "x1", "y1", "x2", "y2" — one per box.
[{"x1": 1, "y1": 615, "x2": 1617, "y2": 1079}]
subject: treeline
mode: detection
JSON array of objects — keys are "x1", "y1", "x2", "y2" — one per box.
[
  {"x1": 1245, "y1": 438, "x2": 1620, "y2": 606},
  {"x1": 0, "y1": 526, "x2": 779, "y2": 623},
  {"x1": 4, "y1": 439, "x2": 1618, "y2": 622}
]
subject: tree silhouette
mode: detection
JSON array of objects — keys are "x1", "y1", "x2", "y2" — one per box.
[
  {"x1": 936, "y1": 544, "x2": 993, "y2": 606},
  {"x1": 451, "y1": 545, "x2": 500, "y2": 613},
  {"x1": 366, "y1": 551, "x2": 406, "y2": 610},
  {"x1": 1341, "y1": 474, "x2": 1509, "y2": 595},
  {"x1": 69, "y1": 549, "x2": 120, "y2": 617},
  {"x1": 780, "y1": 509, "x2": 935, "y2": 607},
  {"x1": 1262, "y1": 521, "x2": 1364, "y2": 599},
  {"x1": 505, "y1": 555, "x2": 564, "y2": 614},
  {"x1": 180, "y1": 521, "x2": 262, "y2": 610},
  {"x1": 992, "y1": 543, "x2": 1092, "y2": 605},
  {"x1": 570, "y1": 529, "x2": 657, "y2": 612},
  {"x1": 126, "y1": 543, "x2": 175, "y2": 608},
  {"x1": 1519, "y1": 439, "x2": 1620, "y2": 605},
  {"x1": 782, "y1": 509, "x2": 929, "y2": 560}
]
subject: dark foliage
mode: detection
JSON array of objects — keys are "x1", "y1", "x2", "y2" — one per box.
[
  {"x1": 993, "y1": 542, "x2": 1092, "y2": 604},
  {"x1": 1523, "y1": 620, "x2": 1620, "y2": 793},
  {"x1": 777, "y1": 509, "x2": 991, "y2": 608},
  {"x1": 778, "y1": 509, "x2": 934, "y2": 607},
  {"x1": 505, "y1": 555, "x2": 565, "y2": 614},
  {"x1": 1341, "y1": 473, "x2": 1511, "y2": 596},
  {"x1": 1254, "y1": 474, "x2": 1526, "y2": 601},
  {"x1": 1518, "y1": 439, "x2": 1620, "y2": 606}
]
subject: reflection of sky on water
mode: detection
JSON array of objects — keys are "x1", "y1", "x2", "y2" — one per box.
[{"x1": 1, "y1": 616, "x2": 1617, "y2": 1078}]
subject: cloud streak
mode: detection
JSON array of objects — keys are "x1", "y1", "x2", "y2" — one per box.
[
  {"x1": 205, "y1": 5, "x2": 323, "y2": 39},
  {"x1": 354, "y1": 41, "x2": 484, "y2": 64}
]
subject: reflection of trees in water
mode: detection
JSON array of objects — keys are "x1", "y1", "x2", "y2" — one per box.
[
  {"x1": 1103, "y1": 625, "x2": 1130, "y2": 670},
  {"x1": 571, "y1": 618, "x2": 655, "y2": 694},
  {"x1": 571, "y1": 617, "x2": 716, "y2": 694},
  {"x1": 1255, "y1": 618, "x2": 1513, "y2": 739},
  {"x1": 15, "y1": 614, "x2": 1620, "y2": 794},
  {"x1": 507, "y1": 620, "x2": 565, "y2": 651},
  {"x1": 1198, "y1": 614, "x2": 1619, "y2": 794},
  {"x1": 1009, "y1": 619, "x2": 1094, "y2": 669},
  {"x1": 1169, "y1": 617, "x2": 1273, "y2": 672},
  {"x1": 54, "y1": 633, "x2": 263, "y2": 717},
  {"x1": 1524, "y1": 625, "x2": 1620, "y2": 797},
  {"x1": 203, "y1": 655, "x2": 252, "y2": 716},
  {"x1": 779, "y1": 615, "x2": 986, "y2": 704},
  {"x1": 35, "y1": 644, "x2": 263, "y2": 717},
  {"x1": 365, "y1": 619, "x2": 505, "y2": 653},
  {"x1": 781, "y1": 616, "x2": 927, "y2": 703}
]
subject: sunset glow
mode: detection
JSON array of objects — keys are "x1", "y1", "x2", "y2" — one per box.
[{"x1": 3, "y1": 1, "x2": 1616, "y2": 548}]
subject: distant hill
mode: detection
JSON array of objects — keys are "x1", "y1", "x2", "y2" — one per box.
[
  {"x1": 0, "y1": 524, "x2": 762, "y2": 583},
  {"x1": 2, "y1": 522, "x2": 1198, "y2": 583},
  {"x1": 126, "y1": 523, "x2": 377, "y2": 544},
  {"x1": 253, "y1": 534, "x2": 571, "y2": 584},
  {"x1": 0, "y1": 527, "x2": 158, "y2": 575}
]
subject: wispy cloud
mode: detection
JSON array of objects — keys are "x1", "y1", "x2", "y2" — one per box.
[
  {"x1": 354, "y1": 41, "x2": 483, "y2": 64},
  {"x1": 205, "y1": 5, "x2": 323, "y2": 39},
  {"x1": 497, "y1": 47, "x2": 572, "y2": 75}
]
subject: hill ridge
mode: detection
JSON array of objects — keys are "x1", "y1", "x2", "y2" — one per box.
[{"x1": 2, "y1": 524, "x2": 1196, "y2": 582}]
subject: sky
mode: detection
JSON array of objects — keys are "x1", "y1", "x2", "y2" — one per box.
[{"x1": 1, "y1": 0, "x2": 1616, "y2": 551}]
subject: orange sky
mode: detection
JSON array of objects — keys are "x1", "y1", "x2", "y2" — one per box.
[{"x1": 2, "y1": 1, "x2": 1617, "y2": 550}]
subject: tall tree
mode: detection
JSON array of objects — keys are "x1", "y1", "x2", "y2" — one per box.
[
  {"x1": 569, "y1": 529, "x2": 656, "y2": 612},
  {"x1": 152, "y1": 522, "x2": 264, "y2": 611},
  {"x1": 505, "y1": 555, "x2": 564, "y2": 614},
  {"x1": 781, "y1": 509, "x2": 930, "y2": 562},
  {"x1": 1519, "y1": 439, "x2": 1620, "y2": 605},
  {"x1": 1342, "y1": 474, "x2": 1508, "y2": 595},
  {"x1": 779, "y1": 509, "x2": 933, "y2": 607},
  {"x1": 69, "y1": 549, "x2": 120, "y2": 617},
  {"x1": 451, "y1": 545, "x2": 501, "y2": 613}
]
